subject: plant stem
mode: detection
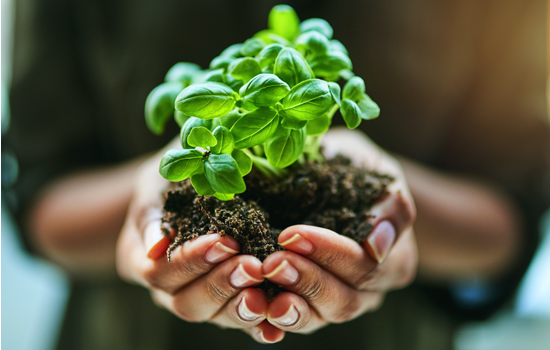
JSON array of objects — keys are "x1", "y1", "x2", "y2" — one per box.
[
  {"x1": 327, "y1": 103, "x2": 340, "y2": 119},
  {"x1": 253, "y1": 145, "x2": 264, "y2": 156},
  {"x1": 303, "y1": 103, "x2": 340, "y2": 162},
  {"x1": 304, "y1": 135, "x2": 324, "y2": 163},
  {"x1": 242, "y1": 149, "x2": 288, "y2": 178}
]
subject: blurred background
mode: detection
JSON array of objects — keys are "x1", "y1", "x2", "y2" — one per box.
[{"x1": 2, "y1": 0, "x2": 550, "y2": 349}]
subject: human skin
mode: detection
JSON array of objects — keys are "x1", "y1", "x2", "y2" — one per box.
[{"x1": 28, "y1": 128, "x2": 522, "y2": 343}]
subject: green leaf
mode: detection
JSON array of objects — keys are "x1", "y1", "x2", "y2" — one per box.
[
  {"x1": 165, "y1": 62, "x2": 202, "y2": 87},
  {"x1": 214, "y1": 192, "x2": 235, "y2": 201},
  {"x1": 220, "y1": 43, "x2": 243, "y2": 58},
  {"x1": 203, "y1": 70, "x2": 243, "y2": 92},
  {"x1": 343, "y1": 76, "x2": 365, "y2": 102},
  {"x1": 273, "y1": 47, "x2": 314, "y2": 88},
  {"x1": 258, "y1": 44, "x2": 285, "y2": 69},
  {"x1": 174, "y1": 110, "x2": 190, "y2": 128},
  {"x1": 300, "y1": 18, "x2": 333, "y2": 39},
  {"x1": 282, "y1": 79, "x2": 333, "y2": 120},
  {"x1": 340, "y1": 69, "x2": 355, "y2": 81},
  {"x1": 210, "y1": 56, "x2": 234, "y2": 70},
  {"x1": 268, "y1": 4, "x2": 300, "y2": 41},
  {"x1": 281, "y1": 112, "x2": 308, "y2": 130},
  {"x1": 295, "y1": 31, "x2": 330, "y2": 59},
  {"x1": 265, "y1": 126, "x2": 306, "y2": 168},
  {"x1": 253, "y1": 30, "x2": 292, "y2": 46},
  {"x1": 145, "y1": 81, "x2": 183, "y2": 135},
  {"x1": 232, "y1": 149, "x2": 252, "y2": 176},
  {"x1": 175, "y1": 82, "x2": 236, "y2": 119},
  {"x1": 341, "y1": 99, "x2": 362, "y2": 129},
  {"x1": 224, "y1": 73, "x2": 244, "y2": 92},
  {"x1": 159, "y1": 149, "x2": 204, "y2": 181},
  {"x1": 241, "y1": 38, "x2": 266, "y2": 57},
  {"x1": 191, "y1": 173, "x2": 216, "y2": 196},
  {"x1": 239, "y1": 74, "x2": 290, "y2": 110},
  {"x1": 309, "y1": 51, "x2": 353, "y2": 80},
  {"x1": 230, "y1": 107, "x2": 279, "y2": 148},
  {"x1": 330, "y1": 40, "x2": 348, "y2": 55},
  {"x1": 203, "y1": 69, "x2": 224, "y2": 83},
  {"x1": 328, "y1": 82, "x2": 341, "y2": 107},
  {"x1": 180, "y1": 117, "x2": 213, "y2": 149},
  {"x1": 187, "y1": 126, "x2": 217, "y2": 148},
  {"x1": 306, "y1": 113, "x2": 331, "y2": 135},
  {"x1": 229, "y1": 58, "x2": 262, "y2": 83},
  {"x1": 357, "y1": 93, "x2": 380, "y2": 120},
  {"x1": 211, "y1": 126, "x2": 235, "y2": 154},
  {"x1": 205, "y1": 153, "x2": 246, "y2": 194},
  {"x1": 218, "y1": 109, "x2": 243, "y2": 129}
]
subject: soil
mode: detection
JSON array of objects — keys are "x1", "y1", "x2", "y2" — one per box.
[{"x1": 161, "y1": 155, "x2": 392, "y2": 299}]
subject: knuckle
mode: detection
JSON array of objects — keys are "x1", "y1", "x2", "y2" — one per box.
[
  {"x1": 396, "y1": 193, "x2": 416, "y2": 228},
  {"x1": 330, "y1": 294, "x2": 361, "y2": 323},
  {"x1": 352, "y1": 267, "x2": 378, "y2": 290},
  {"x1": 151, "y1": 291, "x2": 206, "y2": 322},
  {"x1": 172, "y1": 301, "x2": 201, "y2": 322},
  {"x1": 316, "y1": 248, "x2": 346, "y2": 270},
  {"x1": 368, "y1": 293, "x2": 385, "y2": 312},
  {"x1": 299, "y1": 275, "x2": 328, "y2": 303},
  {"x1": 179, "y1": 257, "x2": 209, "y2": 277},
  {"x1": 142, "y1": 264, "x2": 166, "y2": 291},
  {"x1": 171, "y1": 295, "x2": 211, "y2": 323},
  {"x1": 204, "y1": 279, "x2": 235, "y2": 305}
]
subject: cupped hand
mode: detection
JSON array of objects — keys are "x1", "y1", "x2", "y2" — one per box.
[
  {"x1": 262, "y1": 128, "x2": 418, "y2": 334},
  {"x1": 116, "y1": 147, "x2": 283, "y2": 344}
]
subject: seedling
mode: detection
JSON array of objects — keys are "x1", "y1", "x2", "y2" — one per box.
[{"x1": 145, "y1": 4, "x2": 380, "y2": 200}]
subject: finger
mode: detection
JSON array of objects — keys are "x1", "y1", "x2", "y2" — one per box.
[
  {"x1": 263, "y1": 251, "x2": 384, "y2": 323},
  {"x1": 153, "y1": 254, "x2": 264, "y2": 322},
  {"x1": 365, "y1": 191, "x2": 416, "y2": 263},
  {"x1": 267, "y1": 292, "x2": 327, "y2": 334},
  {"x1": 279, "y1": 224, "x2": 417, "y2": 292},
  {"x1": 369, "y1": 191, "x2": 416, "y2": 241},
  {"x1": 140, "y1": 227, "x2": 240, "y2": 293},
  {"x1": 210, "y1": 288, "x2": 267, "y2": 328},
  {"x1": 145, "y1": 223, "x2": 176, "y2": 260},
  {"x1": 117, "y1": 203, "x2": 161, "y2": 283},
  {"x1": 361, "y1": 228, "x2": 418, "y2": 291},
  {"x1": 278, "y1": 225, "x2": 378, "y2": 290},
  {"x1": 242, "y1": 320, "x2": 286, "y2": 344}
]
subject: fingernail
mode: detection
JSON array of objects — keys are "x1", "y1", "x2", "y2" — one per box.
[
  {"x1": 367, "y1": 220, "x2": 396, "y2": 263},
  {"x1": 269, "y1": 304, "x2": 299, "y2": 326},
  {"x1": 146, "y1": 237, "x2": 171, "y2": 260},
  {"x1": 280, "y1": 234, "x2": 314, "y2": 255},
  {"x1": 205, "y1": 242, "x2": 239, "y2": 263},
  {"x1": 144, "y1": 221, "x2": 164, "y2": 250},
  {"x1": 230, "y1": 264, "x2": 264, "y2": 288},
  {"x1": 263, "y1": 260, "x2": 298, "y2": 284},
  {"x1": 258, "y1": 331, "x2": 276, "y2": 344},
  {"x1": 238, "y1": 297, "x2": 263, "y2": 321},
  {"x1": 145, "y1": 221, "x2": 171, "y2": 260}
]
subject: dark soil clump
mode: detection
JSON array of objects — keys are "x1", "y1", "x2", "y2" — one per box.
[{"x1": 161, "y1": 155, "x2": 392, "y2": 299}]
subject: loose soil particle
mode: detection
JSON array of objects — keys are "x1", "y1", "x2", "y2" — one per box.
[{"x1": 161, "y1": 155, "x2": 392, "y2": 299}]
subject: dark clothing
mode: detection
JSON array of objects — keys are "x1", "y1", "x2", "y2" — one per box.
[{"x1": 8, "y1": 0, "x2": 550, "y2": 349}]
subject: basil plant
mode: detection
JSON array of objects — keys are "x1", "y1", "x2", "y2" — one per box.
[{"x1": 145, "y1": 4, "x2": 380, "y2": 201}]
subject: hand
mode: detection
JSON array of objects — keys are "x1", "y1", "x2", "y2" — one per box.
[
  {"x1": 261, "y1": 128, "x2": 418, "y2": 334},
  {"x1": 115, "y1": 149, "x2": 282, "y2": 344}
]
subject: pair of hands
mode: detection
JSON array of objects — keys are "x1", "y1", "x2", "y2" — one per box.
[{"x1": 116, "y1": 129, "x2": 417, "y2": 343}]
